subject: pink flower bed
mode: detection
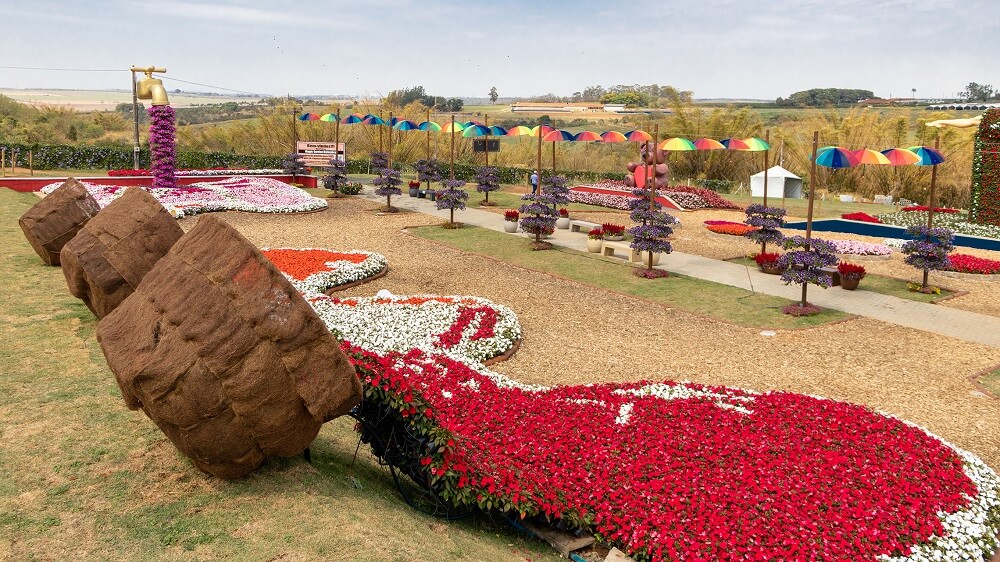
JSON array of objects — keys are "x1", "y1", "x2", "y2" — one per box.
[
  {"x1": 830, "y1": 239, "x2": 893, "y2": 256},
  {"x1": 665, "y1": 185, "x2": 742, "y2": 210}
]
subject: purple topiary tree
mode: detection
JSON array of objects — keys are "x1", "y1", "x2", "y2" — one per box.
[
  {"x1": 518, "y1": 191, "x2": 558, "y2": 249},
  {"x1": 475, "y1": 166, "x2": 501, "y2": 206},
  {"x1": 541, "y1": 174, "x2": 570, "y2": 214},
  {"x1": 436, "y1": 178, "x2": 468, "y2": 227},
  {"x1": 777, "y1": 236, "x2": 838, "y2": 314},
  {"x1": 322, "y1": 158, "x2": 348, "y2": 196},
  {"x1": 415, "y1": 158, "x2": 443, "y2": 190},
  {"x1": 372, "y1": 151, "x2": 401, "y2": 211},
  {"x1": 147, "y1": 105, "x2": 177, "y2": 191},
  {"x1": 744, "y1": 204, "x2": 786, "y2": 254},
  {"x1": 902, "y1": 225, "x2": 954, "y2": 292}
]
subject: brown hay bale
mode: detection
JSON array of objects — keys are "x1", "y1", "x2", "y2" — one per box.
[
  {"x1": 60, "y1": 188, "x2": 184, "y2": 318},
  {"x1": 96, "y1": 215, "x2": 362, "y2": 479},
  {"x1": 18, "y1": 178, "x2": 100, "y2": 265}
]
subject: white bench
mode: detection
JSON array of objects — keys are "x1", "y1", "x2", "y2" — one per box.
[
  {"x1": 569, "y1": 219, "x2": 601, "y2": 234},
  {"x1": 601, "y1": 240, "x2": 638, "y2": 262}
]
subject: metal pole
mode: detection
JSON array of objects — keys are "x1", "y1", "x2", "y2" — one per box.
[
  {"x1": 131, "y1": 69, "x2": 141, "y2": 169},
  {"x1": 535, "y1": 126, "x2": 542, "y2": 195},
  {"x1": 803, "y1": 130, "x2": 819, "y2": 307}
]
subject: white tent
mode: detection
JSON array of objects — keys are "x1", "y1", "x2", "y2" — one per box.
[{"x1": 750, "y1": 165, "x2": 803, "y2": 199}]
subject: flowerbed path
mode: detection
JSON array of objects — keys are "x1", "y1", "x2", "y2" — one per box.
[{"x1": 364, "y1": 189, "x2": 1000, "y2": 350}]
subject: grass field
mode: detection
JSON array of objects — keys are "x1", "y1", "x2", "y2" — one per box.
[
  {"x1": 0, "y1": 188, "x2": 561, "y2": 561},
  {"x1": 410, "y1": 225, "x2": 851, "y2": 329}
]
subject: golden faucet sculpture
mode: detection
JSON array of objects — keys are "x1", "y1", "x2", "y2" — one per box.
[{"x1": 131, "y1": 66, "x2": 170, "y2": 106}]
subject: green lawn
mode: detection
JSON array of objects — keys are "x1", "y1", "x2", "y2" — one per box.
[
  {"x1": 410, "y1": 225, "x2": 851, "y2": 329},
  {"x1": 981, "y1": 368, "x2": 1000, "y2": 397}
]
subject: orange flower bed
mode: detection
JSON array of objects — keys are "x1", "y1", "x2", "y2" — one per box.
[
  {"x1": 706, "y1": 223, "x2": 757, "y2": 236},
  {"x1": 263, "y1": 249, "x2": 367, "y2": 280}
]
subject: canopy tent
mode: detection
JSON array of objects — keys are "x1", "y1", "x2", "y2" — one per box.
[{"x1": 750, "y1": 165, "x2": 803, "y2": 199}]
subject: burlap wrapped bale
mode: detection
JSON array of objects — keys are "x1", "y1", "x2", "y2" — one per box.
[
  {"x1": 18, "y1": 178, "x2": 101, "y2": 265},
  {"x1": 97, "y1": 215, "x2": 362, "y2": 479},
  {"x1": 60, "y1": 187, "x2": 184, "y2": 318}
]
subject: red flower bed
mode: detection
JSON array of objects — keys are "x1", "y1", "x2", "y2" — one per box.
[
  {"x1": 346, "y1": 345, "x2": 983, "y2": 561},
  {"x1": 753, "y1": 252, "x2": 781, "y2": 266},
  {"x1": 946, "y1": 253, "x2": 1000, "y2": 274},
  {"x1": 703, "y1": 220, "x2": 743, "y2": 226},
  {"x1": 263, "y1": 249, "x2": 367, "y2": 280},
  {"x1": 901, "y1": 205, "x2": 961, "y2": 213},
  {"x1": 842, "y1": 212, "x2": 883, "y2": 223},
  {"x1": 706, "y1": 223, "x2": 757, "y2": 236},
  {"x1": 602, "y1": 223, "x2": 626, "y2": 236}
]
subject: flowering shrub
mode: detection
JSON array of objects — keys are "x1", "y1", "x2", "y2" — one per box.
[
  {"x1": 415, "y1": 158, "x2": 444, "y2": 185},
  {"x1": 339, "y1": 181, "x2": 364, "y2": 195},
  {"x1": 436, "y1": 179, "x2": 469, "y2": 225},
  {"x1": 902, "y1": 226, "x2": 955, "y2": 272},
  {"x1": 504, "y1": 210, "x2": 519, "y2": 222},
  {"x1": 587, "y1": 228, "x2": 603, "y2": 240},
  {"x1": 753, "y1": 252, "x2": 782, "y2": 267},
  {"x1": 602, "y1": 223, "x2": 626, "y2": 237},
  {"x1": 970, "y1": 108, "x2": 1000, "y2": 225},
  {"x1": 946, "y1": 254, "x2": 1000, "y2": 274},
  {"x1": 281, "y1": 152, "x2": 309, "y2": 176},
  {"x1": 558, "y1": 208, "x2": 569, "y2": 218},
  {"x1": 744, "y1": 204, "x2": 786, "y2": 250},
  {"x1": 519, "y1": 191, "x2": 558, "y2": 241},
  {"x1": 474, "y1": 166, "x2": 501, "y2": 204},
  {"x1": 902, "y1": 205, "x2": 961, "y2": 213},
  {"x1": 706, "y1": 223, "x2": 757, "y2": 236},
  {"x1": 778, "y1": 236, "x2": 839, "y2": 289},
  {"x1": 567, "y1": 190, "x2": 632, "y2": 210},
  {"x1": 41, "y1": 177, "x2": 328, "y2": 217},
  {"x1": 323, "y1": 159, "x2": 349, "y2": 193},
  {"x1": 628, "y1": 222, "x2": 673, "y2": 256},
  {"x1": 830, "y1": 239, "x2": 893, "y2": 256},
  {"x1": 263, "y1": 248, "x2": 387, "y2": 293},
  {"x1": 842, "y1": 212, "x2": 883, "y2": 223},
  {"x1": 408, "y1": 180, "x2": 421, "y2": 188},
  {"x1": 837, "y1": 261, "x2": 867, "y2": 280}
]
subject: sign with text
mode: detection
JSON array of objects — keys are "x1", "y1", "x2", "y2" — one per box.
[
  {"x1": 296, "y1": 141, "x2": 346, "y2": 167},
  {"x1": 473, "y1": 139, "x2": 500, "y2": 153}
]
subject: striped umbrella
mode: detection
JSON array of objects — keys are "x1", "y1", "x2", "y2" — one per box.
[
  {"x1": 693, "y1": 138, "x2": 725, "y2": 150},
  {"x1": 530, "y1": 125, "x2": 556, "y2": 137},
  {"x1": 572, "y1": 131, "x2": 603, "y2": 142},
  {"x1": 463, "y1": 120, "x2": 483, "y2": 128},
  {"x1": 720, "y1": 138, "x2": 751, "y2": 150},
  {"x1": 341, "y1": 114, "x2": 364, "y2": 124},
  {"x1": 600, "y1": 131, "x2": 628, "y2": 143},
  {"x1": 298, "y1": 112, "x2": 320, "y2": 121},
  {"x1": 623, "y1": 130, "x2": 652, "y2": 142},
  {"x1": 658, "y1": 137, "x2": 696, "y2": 151},
  {"x1": 741, "y1": 137, "x2": 771, "y2": 151},
  {"x1": 488, "y1": 125, "x2": 508, "y2": 136},
  {"x1": 392, "y1": 119, "x2": 419, "y2": 131},
  {"x1": 461, "y1": 124, "x2": 491, "y2": 137},
  {"x1": 880, "y1": 148, "x2": 921, "y2": 166},
  {"x1": 442, "y1": 121, "x2": 466, "y2": 133},
  {"x1": 814, "y1": 146, "x2": 860, "y2": 168},
  {"x1": 506, "y1": 125, "x2": 534, "y2": 136},
  {"x1": 853, "y1": 148, "x2": 891, "y2": 165},
  {"x1": 319, "y1": 113, "x2": 339, "y2": 122},
  {"x1": 362, "y1": 115, "x2": 386, "y2": 126},
  {"x1": 418, "y1": 120, "x2": 442, "y2": 131},
  {"x1": 907, "y1": 146, "x2": 946, "y2": 166},
  {"x1": 542, "y1": 129, "x2": 574, "y2": 142}
]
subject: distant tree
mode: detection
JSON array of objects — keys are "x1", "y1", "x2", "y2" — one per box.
[
  {"x1": 444, "y1": 97, "x2": 464, "y2": 112},
  {"x1": 386, "y1": 86, "x2": 428, "y2": 107},
  {"x1": 961, "y1": 82, "x2": 996, "y2": 102},
  {"x1": 784, "y1": 88, "x2": 874, "y2": 107},
  {"x1": 600, "y1": 91, "x2": 650, "y2": 107},
  {"x1": 489, "y1": 86, "x2": 499, "y2": 104}
]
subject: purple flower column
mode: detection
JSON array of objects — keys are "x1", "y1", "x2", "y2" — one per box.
[{"x1": 147, "y1": 105, "x2": 177, "y2": 190}]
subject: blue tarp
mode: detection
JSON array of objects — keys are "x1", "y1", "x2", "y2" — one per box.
[{"x1": 783, "y1": 219, "x2": 1000, "y2": 252}]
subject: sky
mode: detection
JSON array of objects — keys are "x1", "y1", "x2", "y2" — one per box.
[{"x1": 1, "y1": 0, "x2": 998, "y2": 101}]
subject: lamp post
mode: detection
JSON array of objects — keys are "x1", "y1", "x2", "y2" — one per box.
[{"x1": 130, "y1": 68, "x2": 141, "y2": 169}]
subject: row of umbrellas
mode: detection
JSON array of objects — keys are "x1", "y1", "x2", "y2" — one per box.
[
  {"x1": 813, "y1": 146, "x2": 946, "y2": 168},
  {"x1": 298, "y1": 112, "x2": 772, "y2": 151}
]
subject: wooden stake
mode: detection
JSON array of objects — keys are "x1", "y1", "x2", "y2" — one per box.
[
  {"x1": 923, "y1": 132, "x2": 941, "y2": 290},
  {"x1": 450, "y1": 115, "x2": 455, "y2": 180},
  {"x1": 762, "y1": 129, "x2": 771, "y2": 254},
  {"x1": 29, "y1": 151, "x2": 33, "y2": 176},
  {"x1": 387, "y1": 112, "x2": 393, "y2": 170},
  {"x1": 1, "y1": 147, "x2": 5, "y2": 177}
]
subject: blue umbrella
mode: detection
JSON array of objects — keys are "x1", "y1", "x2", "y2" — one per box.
[
  {"x1": 907, "y1": 146, "x2": 946, "y2": 166},
  {"x1": 813, "y1": 146, "x2": 860, "y2": 168}
]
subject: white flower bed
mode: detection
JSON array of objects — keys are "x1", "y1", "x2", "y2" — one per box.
[{"x1": 262, "y1": 248, "x2": 387, "y2": 293}]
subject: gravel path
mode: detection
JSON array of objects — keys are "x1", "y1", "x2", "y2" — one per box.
[{"x1": 185, "y1": 196, "x2": 1000, "y2": 470}]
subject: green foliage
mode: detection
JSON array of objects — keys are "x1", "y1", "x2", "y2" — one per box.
[
  {"x1": 384, "y1": 86, "x2": 464, "y2": 112},
  {"x1": 961, "y1": 82, "x2": 997, "y2": 102},
  {"x1": 777, "y1": 88, "x2": 875, "y2": 107},
  {"x1": 599, "y1": 91, "x2": 650, "y2": 107},
  {"x1": 0, "y1": 141, "x2": 281, "y2": 170}
]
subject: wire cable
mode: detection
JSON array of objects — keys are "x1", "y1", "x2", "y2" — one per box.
[
  {"x1": 0, "y1": 65, "x2": 123, "y2": 72},
  {"x1": 153, "y1": 74, "x2": 267, "y2": 97}
]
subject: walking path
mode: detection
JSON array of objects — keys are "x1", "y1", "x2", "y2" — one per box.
[{"x1": 362, "y1": 190, "x2": 1000, "y2": 349}]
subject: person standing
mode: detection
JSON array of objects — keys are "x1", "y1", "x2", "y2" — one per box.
[{"x1": 530, "y1": 170, "x2": 538, "y2": 194}]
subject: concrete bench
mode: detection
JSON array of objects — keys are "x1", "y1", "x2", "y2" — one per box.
[
  {"x1": 601, "y1": 240, "x2": 638, "y2": 262},
  {"x1": 570, "y1": 220, "x2": 601, "y2": 234}
]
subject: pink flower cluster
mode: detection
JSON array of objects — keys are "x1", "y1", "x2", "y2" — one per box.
[{"x1": 830, "y1": 239, "x2": 893, "y2": 256}]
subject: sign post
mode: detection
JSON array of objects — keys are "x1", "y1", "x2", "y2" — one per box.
[{"x1": 295, "y1": 141, "x2": 346, "y2": 169}]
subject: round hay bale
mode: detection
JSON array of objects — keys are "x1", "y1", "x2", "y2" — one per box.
[
  {"x1": 18, "y1": 178, "x2": 100, "y2": 265},
  {"x1": 61, "y1": 188, "x2": 184, "y2": 318},
  {"x1": 96, "y1": 215, "x2": 362, "y2": 479}
]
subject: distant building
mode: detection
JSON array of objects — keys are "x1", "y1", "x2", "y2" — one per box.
[
  {"x1": 509, "y1": 102, "x2": 627, "y2": 113},
  {"x1": 926, "y1": 102, "x2": 1000, "y2": 111}
]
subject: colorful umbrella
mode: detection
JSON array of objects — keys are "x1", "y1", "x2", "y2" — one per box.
[
  {"x1": 488, "y1": 125, "x2": 508, "y2": 136},
  {"x1": 298, "y1": 112, "x2": 320, "y2": 121},
  {"x1": 530, "y1": 125, "x2": 556, "y2": 137},
  {"x1": 542, "y1": 129, "x2": 574, "y2": 142},
  {"x1": 463, "y1": 120, "x2": 483, "y2": 128},
  {"x1": 814, "y1": 146, "x2": 860, "y2": 168},
  {"x1": 693, "y1": 138, "x2": 725, "y2": 150},
  {"x1": 572, "y1": 131, "x2": 603, "y2": 142},
  {"x1": 658, "y1": 137, "x2": 696, "y2": 151},
  {"x1": 853, "y1": 148, "x2": 891, "y2": 165},
  {"x1": 880, "y1": 148, "x2": 921, "y2": 166},
  {"x1": 741, "y1": 137, "x2": 771, "y2": 151},
  {"x1": 506, "y1": 125, "x2": 534, "y2": 136},
  {"x1": 443, "y1": 121, "x2": 466, "y2": 133},
  {"x1": 461, "y1": 124, "x2": 491, "y2": 137},
  {"x1": 392, "y1": 119, "x2": 419, "y2": 131},
  {"x1": 907, "y1": 146, "x2": 946, "y2": 166},
  {"x1": 720, "y1": 138, "x2": 750, "y2": 150},
  {"x1": 319, "y1": 113, "x2": 339, "y2": 122},
  {"x1": 341, "y1": 114, "x2": 364, "y2": 124},
  {"x1": 362, "y1": 115, "x2": 386, "y2": 126},
  {"x1": 418, "y1": 120, "x2": 442, "y2": 131},
  {"x1": 600, "y1": 131, "x2": 628, "y2": 143},
  {"x1": 623, "y1": 130, "x2": 652, "y2": 142}
]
